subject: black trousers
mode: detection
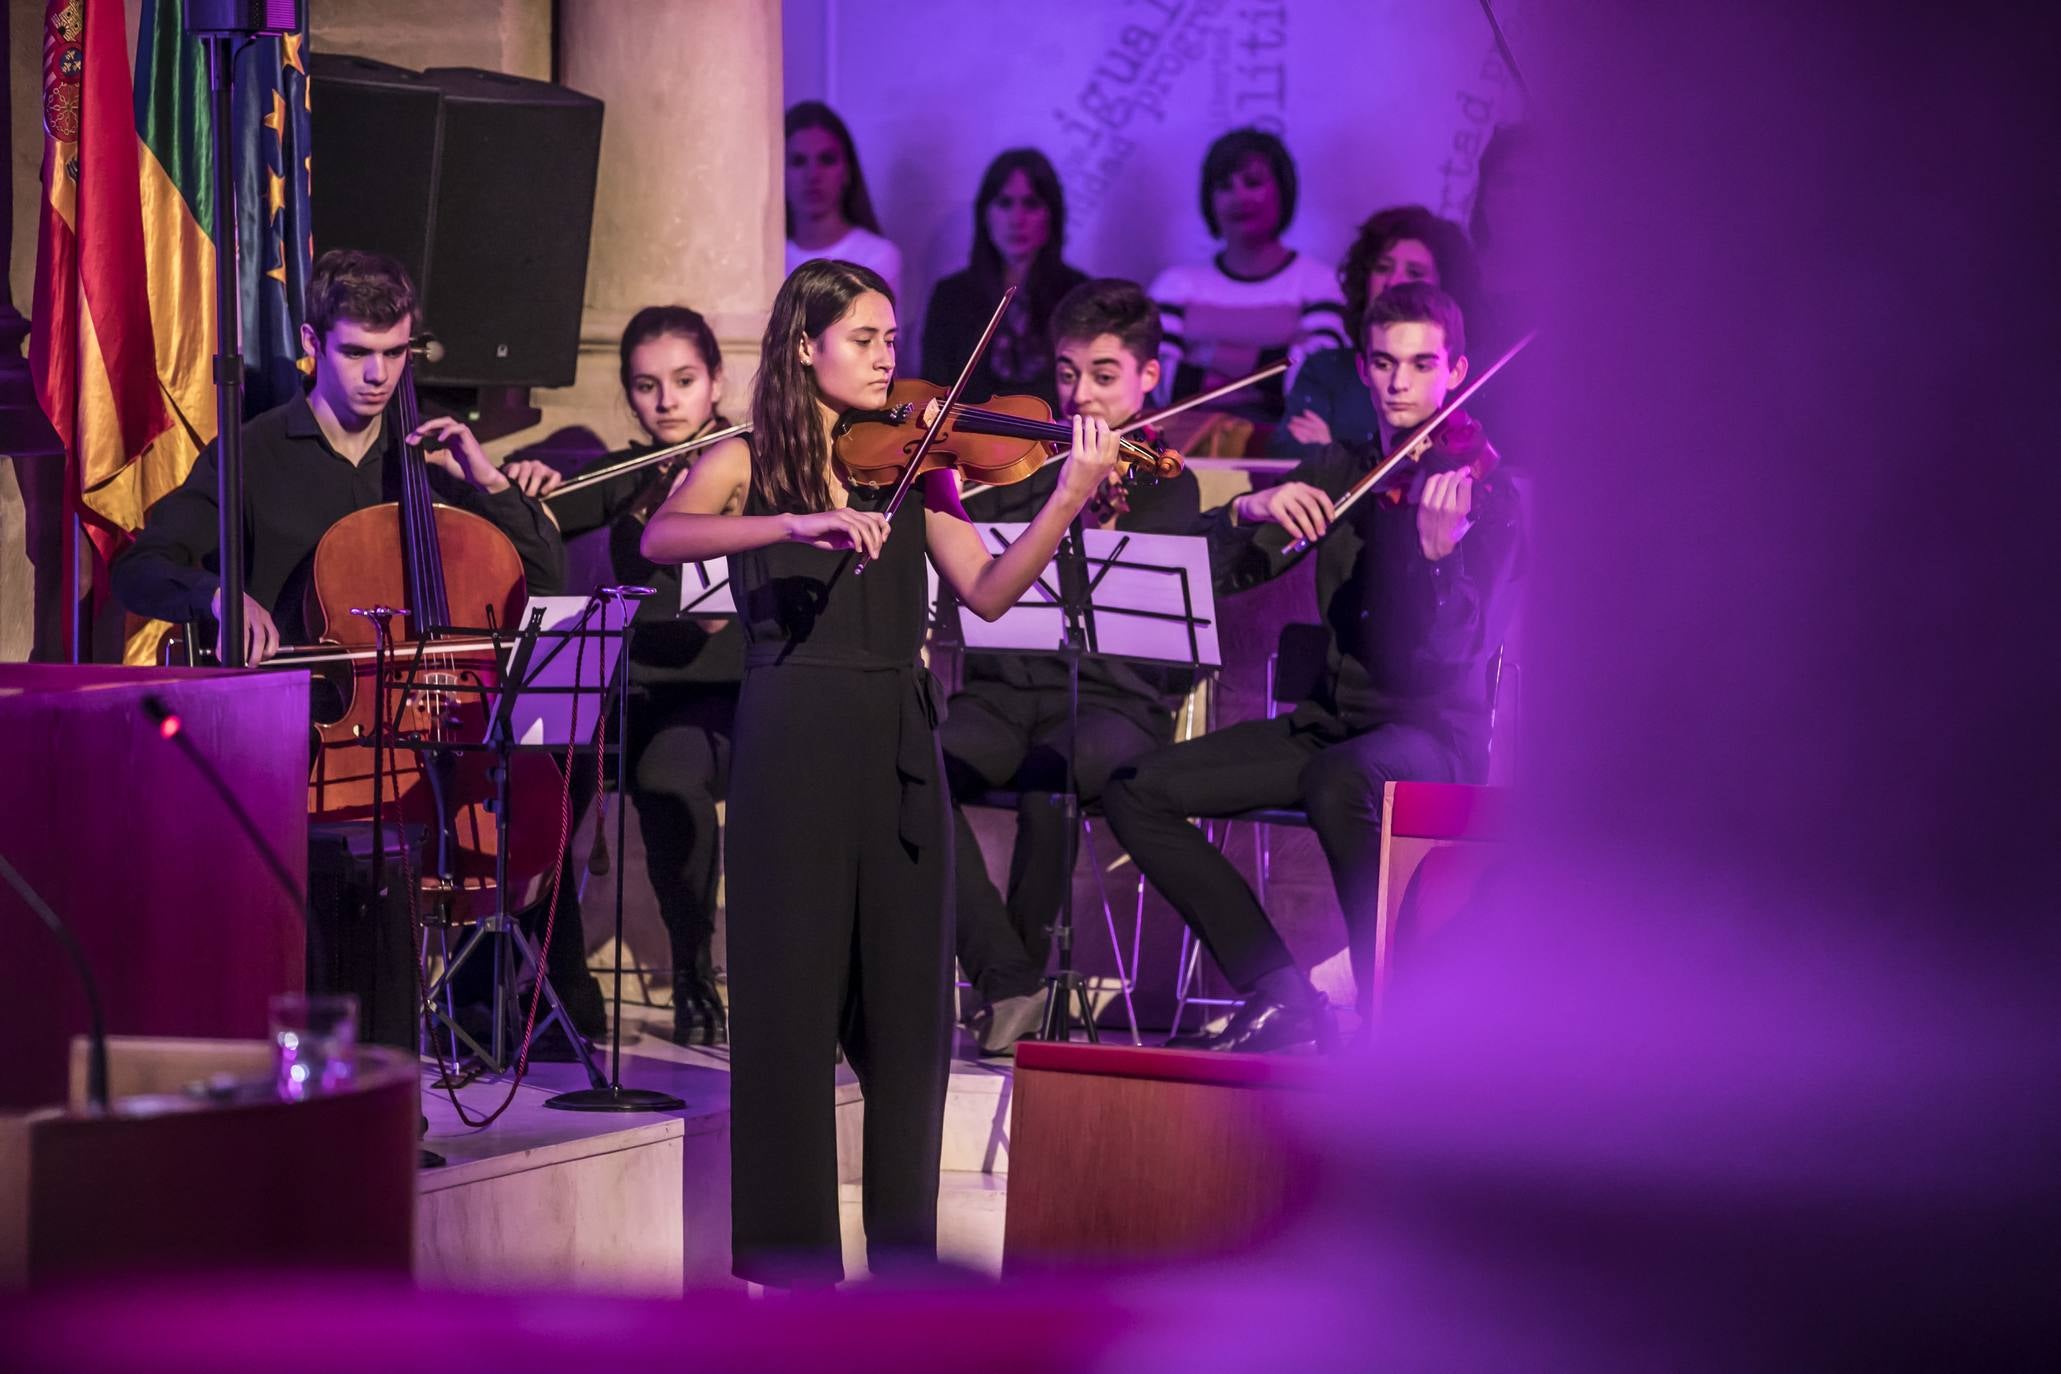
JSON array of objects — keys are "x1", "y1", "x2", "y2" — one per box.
[
  {"x1": 940, "y1": 683, "x2": 1168, "y2": 1002},
  {"x1": 539, "y1": 680, "x2": 735, "y2": 989},
  {"x1": 725, "y1": 665, "x2": 953, "y2": 1285},
  {"x1": 1102, "y1": 706, "x2": 1461, "y2": 1000}
]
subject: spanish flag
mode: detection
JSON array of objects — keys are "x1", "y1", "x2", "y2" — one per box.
[{"x1": 30, "y1": 0, "x2": 312, "y2": 664}]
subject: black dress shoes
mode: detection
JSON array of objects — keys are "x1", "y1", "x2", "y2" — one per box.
[
  {"x1": 1165, "y1": 988, "x2": 1334, "y2": 1054},
  {"x1": 665, "y1": 970, "x2": 728, "y2": 1047}
]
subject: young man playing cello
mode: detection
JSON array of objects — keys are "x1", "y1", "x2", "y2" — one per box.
[
  {"x1": 941, "y1": 278, "x2": 1202, "y2": 1056},
  {"x1": 1103, "y1": 282, "x2": 1525, "y2": 1053},
  {"x1": 112, "y1": 250, "x2": 591, "y2": 1033},
  {"x1": 113, "y1": 249, "x2": 563, "y2": 662}
]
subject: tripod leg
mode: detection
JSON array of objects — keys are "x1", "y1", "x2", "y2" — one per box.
[
  {"x1": 510, "y1": 925, "x2": 608, "y2": 1089},
  {"x1": 1073, "y1": 974, "x2": 1099, "y2": 1045}
]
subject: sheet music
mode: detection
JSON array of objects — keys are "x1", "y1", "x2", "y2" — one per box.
[
  {"x1": 954, "y1": 524, "x2": 1220, "y2": 669},
  {"x1": 680, "y1": 558, "x2": 736, "y2": 615},
  {"x1": 500, "y1": 595, "x2": 628, "y2": 747}
]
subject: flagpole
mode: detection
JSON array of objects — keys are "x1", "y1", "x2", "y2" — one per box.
[{"x1": 200, "y1": 32, "x2": 247, "y2": 668}]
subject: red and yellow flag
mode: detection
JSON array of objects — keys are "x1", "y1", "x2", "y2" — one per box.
[
  {"x1": 30, "y1": 0, "x2": 186, "y2": 664},
  {"x1": 31, "y1": 0, "x2": 312, "y2": 664}
]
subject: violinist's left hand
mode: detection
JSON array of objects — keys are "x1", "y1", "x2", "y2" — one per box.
[
  {"x1": 1416, "y1": 468, "x2": 1475, "y2": 562},
  {"x1": 1057, "y1": 413, "x2": 1122, "y2": 509},
  {"x1": 408, "y1": 415, "x2": 511, "y2": 494}
]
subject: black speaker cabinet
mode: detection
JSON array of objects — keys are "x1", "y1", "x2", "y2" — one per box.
[{"x1": 309, "y1": 54, "x2": 604, "y2": 389}]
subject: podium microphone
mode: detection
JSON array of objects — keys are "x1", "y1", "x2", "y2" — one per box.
[{"x1": 0, "y1": 850, "x2": 110, "y2": 1113}]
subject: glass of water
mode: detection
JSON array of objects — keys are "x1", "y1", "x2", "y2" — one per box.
[{"x1": 269, "y1": 992, "x2": 359, "y2": 1101}]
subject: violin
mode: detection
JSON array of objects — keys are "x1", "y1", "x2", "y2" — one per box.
[
  {"x1": 832, "y1": 378, "x2": 1184, "y2": 493},
  {"x1": 1284, "y1": 330, "x2": 1533, "y2": 556},
  {"x1": 954, "y1": 358, "x2": 1287, "y2": 504},
  {"x1": 301, "y1": 343, "x2": 565, "y2": 922}
]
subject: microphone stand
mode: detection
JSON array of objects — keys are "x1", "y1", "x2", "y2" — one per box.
[{"x1": 1, "y1": 850, "x2": 110, "y2": 1113}]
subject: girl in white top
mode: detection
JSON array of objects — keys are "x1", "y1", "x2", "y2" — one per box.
[
  {"x1": 783, "y1": 100, "x2": 903, "y2": 300},
  {"x1": 1148, "y1": 127, "x2": 1347, "y2": 421}
]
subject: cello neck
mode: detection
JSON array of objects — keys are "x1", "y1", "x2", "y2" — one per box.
[{"x1": 392, "y1": 361, "x2": 451, "y2": 633}]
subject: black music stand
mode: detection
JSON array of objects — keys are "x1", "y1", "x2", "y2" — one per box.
[
  {"x1": 398, "y1": 598, "x2": 618, "y2": 1090},
  {"x1": 547, "y1": 587, "x2": 686, "y2": 1113},
  {"x1": 957, "y1": 522, "x2": 1221, "y2": 1043}
]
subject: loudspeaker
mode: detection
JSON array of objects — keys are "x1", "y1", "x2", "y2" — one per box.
[{"x1": 309, "y1": 55, "x2": 605, "y2": 389}]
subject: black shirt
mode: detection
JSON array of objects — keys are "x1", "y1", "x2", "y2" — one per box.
[
  {"x1": 1208, "y1": 440, "x2": 1526, "y2": 777},
  {"x1": 955, "y1": 426, "x2": 1203, "y2": 731},
  {"x1": 549, "y1": 439, "x2": 744, "y2": 686},
  {"x1": 921, "y1": 264, "x2": 1090, "y2": 412},
  {"x1": 111, "y1": 392, "x2": 566, "y2": 644}
]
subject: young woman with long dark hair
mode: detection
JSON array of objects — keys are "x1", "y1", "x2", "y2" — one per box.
[
  {"x1": 920, "y1": 147, "x2": 1088, "y2": 410},
  {"x1": 502, "y1": 306, "x2": 741, "y2": 1045},
  {"x1": 783, "y1": 100, "x2": 902, "y2": 299},
  {"x1": 640, "y1": 259, "x2": 1119, "y2": 1286}
]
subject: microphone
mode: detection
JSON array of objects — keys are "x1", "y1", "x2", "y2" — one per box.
[
  {"x1": 142, "y1": 694, "x2": 308, "y2": 914},
  {"x1": 410, "y1": 333, "x2": 446, "y2": 365},
  {"x1": 0, "y1": 849, "x2": 110, "y2": 1114}
]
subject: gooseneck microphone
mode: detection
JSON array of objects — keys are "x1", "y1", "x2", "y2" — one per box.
[{"x1": 0, "y1": 850, "x2": 110, "y2": 1114}]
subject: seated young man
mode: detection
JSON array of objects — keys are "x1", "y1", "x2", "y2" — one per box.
[
  {"x1": 113, "y1": 248, "x2": 564, "y2": 660},
  {"x1": 111, "y1": 250, "x2": 598, "y2": 1035},
  {"x1": 943, "y1": 278, "x2": 1202, "y2": 1055},
  {"x1": 1102, "y1": 281, "x2": 1525, "y2": 1053}
]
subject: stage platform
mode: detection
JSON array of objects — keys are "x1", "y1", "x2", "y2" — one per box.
[{"x1": 414, "y1": 1001, "x2": 1031, "y2": 1290}]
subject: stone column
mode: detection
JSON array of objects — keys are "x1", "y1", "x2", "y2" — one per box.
[{"x1": 526, "y1": 0, "x2": 784, "y2": 457}]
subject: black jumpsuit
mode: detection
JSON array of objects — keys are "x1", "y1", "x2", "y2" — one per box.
[{"x1": 724, "y1": 473, "x2": 955, "y2": 1286}]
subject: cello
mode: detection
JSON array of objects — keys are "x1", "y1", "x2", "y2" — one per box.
[{"x1": 302, "y1": 347, "x2": 564, "y2": 923}]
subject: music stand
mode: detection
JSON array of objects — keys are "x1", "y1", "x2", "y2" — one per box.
[
  {"x1": 546, "y1": 588, "x2": 687, "y2": 1113},
  {"x1": 956, "y1": 521, "x2": 1220, "y2": 1043},
  {"x1": 403, "y1": 596, "x2": 622, "y2": 1090}
]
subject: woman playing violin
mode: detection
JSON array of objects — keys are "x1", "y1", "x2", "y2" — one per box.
[
  {"x1": 501, "y1": 306, "x2": 742, "y2": 1047},
  {"x1": 638, "y1": 258, "x2": 1119, "y2": 1287}
]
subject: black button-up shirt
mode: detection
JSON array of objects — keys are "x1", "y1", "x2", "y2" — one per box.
[{"x1": 112, "y1": 392, "x2": 566, "y2": 644}]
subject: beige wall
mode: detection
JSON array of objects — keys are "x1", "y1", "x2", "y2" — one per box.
[{"x1": 310, "y1": 0, "x2": 551, "y2": 82}]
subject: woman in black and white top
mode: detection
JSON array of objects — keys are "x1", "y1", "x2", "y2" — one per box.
[{"x1": 1148, "y1": 127, "x2": 1347, "y2": 424}]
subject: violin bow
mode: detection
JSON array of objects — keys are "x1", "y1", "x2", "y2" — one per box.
[
  {"x1": 544, "y1": 419, "x2": 754, "y2": 503},
  {"x1": 1283, "y1": 329, "x2": 1536, "y2": 556},
  {"x1": 851, "y1": 283, "x2": 1018, "y2": 576}
]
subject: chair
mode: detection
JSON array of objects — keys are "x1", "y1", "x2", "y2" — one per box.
[
  {"x1": 958, "y1": 672, "x2": 1216, "y2": 1046},
  {"x1": 1170, "y1": 621, "x2": 1517, "y2": 1029}
]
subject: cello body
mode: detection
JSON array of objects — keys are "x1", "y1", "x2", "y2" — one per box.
[{"x1": 303, "y1": 499, "x2": 563, "y2": 924}]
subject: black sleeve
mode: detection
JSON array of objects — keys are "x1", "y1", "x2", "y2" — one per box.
[
  {"x1": 1119, "y1": 468, "x2": 1202, "y2": 535},
  {"x1": 922, "y1": 279, "x2": 967, "y2": 383},
  {"x1": 1416, "y1": 477, "x2": 1527, "y2": 675},
  {"x1": 1201, "y1": 443, "x2": 1365, "y2": 593},
  {"x1": 431, "y1": 470, "x2": 569, "y2": 596},
  {"x1": 110, "y1": 438, "x2": 224, "y2": 624}
]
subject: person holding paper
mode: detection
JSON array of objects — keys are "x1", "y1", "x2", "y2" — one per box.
[
  {"x1": 501, "y1": 306, "x2": 743, "y2": 1047},
  {"x1": 638, "y1": 258, "x2": 1121, "y2": 1287},
  {"x1": 1103, "y1": 283, "x2": 1526, "y2": 1054},
  {"x1": 940, "y1": 278, "x2": 1201, "y2": 1056}
]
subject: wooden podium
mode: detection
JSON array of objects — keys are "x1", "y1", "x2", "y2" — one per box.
[
  {"x1": 0, "y1": 665, "x2": 309, "y2": 1109},
  {"x1": 2, "y1": 1038, "x2": 418, "y2": 1287},
  {"x1": 1003, "y1": 1041, "x2": 1332, "y2": 1270}
]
